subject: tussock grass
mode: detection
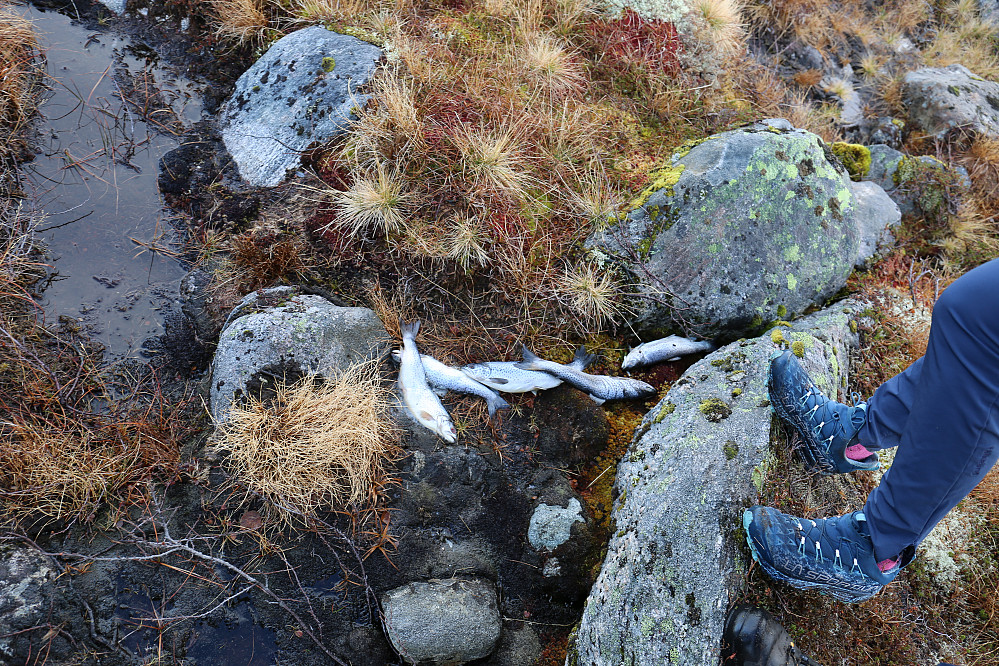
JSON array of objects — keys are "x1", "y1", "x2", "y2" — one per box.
[
  {"x1": 692, "y1": 0, "x2": 744, "y2": 56},
  {"x1": 210, "y1": 0, "x2": 269, "y2": 43},
  {"x1": 213, "y1": 366, "x2": 399, "y2": 521}
]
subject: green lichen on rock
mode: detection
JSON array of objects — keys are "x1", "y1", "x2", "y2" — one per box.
[
  {"x1": 321, "y1": 55, "x2": 336, "y2": 72},
  {"x1": 829, "y1": 142, "x2": 871, "y2": 181},
  {"x1": 653, "y1": 401, "x2": 677, "y2": 424},
  {"x1": 630, "y1": 164, "x2": 686, "y2": 210},
  {"x1": 698, "y1": 398, "x2": 732, "y2": 422}
]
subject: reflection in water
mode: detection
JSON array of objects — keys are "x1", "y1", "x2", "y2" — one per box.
[{"x1": 17, "y1": 3, "x2": 203, "y2": 358}]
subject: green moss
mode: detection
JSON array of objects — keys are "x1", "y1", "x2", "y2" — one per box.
[
  {"x1": 791, "y1": 340, "x2": 806, "y2": 358},
  {"x1": 849, "y1": 319, "x2": 858, "y2": 333},
  {"x1": 723, "y1": 440, "x2": 739, "y2": 460},
  {"x1": 829, "y1": 142, "x2": 872, "y2": 181},
  {"x1": 629, "y1": 164, "x2": 686, "y2": 209},
  {"x1": 321, "y1": 56, "x2": 336, "y2": 72},
  {"x1": 731, "y1": 387, "x2": 743, "y2": 397},
  {"x1": 698, "y1": 398, "x2": 732, "y2": 422},
  {"x1": 653, "y1": 401, "x2": 677, "y2": 424},
  {"x1": 776, "y1": 304, "x2": 787, "y2": 318},
  {"x1": 770, "y1": 329, "x2": 787, "y2": 345}
]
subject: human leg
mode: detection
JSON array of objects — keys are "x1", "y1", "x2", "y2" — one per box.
[{"x1": 864, "y1": 258, "x2": 999, "y2": 561}]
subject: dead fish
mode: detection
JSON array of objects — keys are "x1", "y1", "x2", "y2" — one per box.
[
  {"x1": 621, "y1": 335, "x2": 717, "y2": 370},
  {"x1": 460, "y1": 346, "x2": 595, "y2": 394},
  {"x1": 398, "y1": 321, "x2": 457, "y2": 443},
  {"x1": 515, "y1": 345, "x2": 656, "y2": 405},
  {"x1": 391, "y1": 350, "x2": 510, "y2": 418}
]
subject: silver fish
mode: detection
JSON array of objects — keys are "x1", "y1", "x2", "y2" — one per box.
[
  {"x1": 398, "y1": 321, "x2": 457, "y2": 443},
  {"x1": 460, "y1": 347, "x2": 594, "y2": 394},
  {"x1": 621, "y1": 335, "x2": 717, "y2": 370},
  {"x1": 515, "y1": 346, "x2": 656, "y2": 405},
  {"x1": 391, "y1": 350, "x2": 510, "y2": 417}
]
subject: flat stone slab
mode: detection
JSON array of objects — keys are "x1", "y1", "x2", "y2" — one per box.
[
  {"x1": 572, "y1": 301, "x2": 862, "y2": 664},
  {"x1": 220, "y1": 26, "x2": 382, "y2": 187}
]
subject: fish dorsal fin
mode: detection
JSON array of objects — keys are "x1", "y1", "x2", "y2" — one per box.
[
  {"x1": 570, "y1": 345, "x2": 597, "y2": 370},
  {"x1": 521, "y1": 345, "x2": 541, "y2": 363}
]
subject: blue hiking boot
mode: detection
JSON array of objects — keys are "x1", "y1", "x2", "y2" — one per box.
[
  {"x1": 768, "y1": 351, "x2": 878, "y2": 475},
  {"x1": 743, "y1": 506, "x2": 911, "y2": 603}
]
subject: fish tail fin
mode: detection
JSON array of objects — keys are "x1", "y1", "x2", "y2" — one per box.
[
  {"x1": 569, "y1": 345, "x2": 598, "y2": 370},
  {"x1": 515, "y1": 345, "x2": 541, "y2": 370},
  {"x1": 400, "y1": 320, "x2": 421, "y2": 340},
  {"x1": 486, "y1": 392, "x2": 510, "y2": 419}
]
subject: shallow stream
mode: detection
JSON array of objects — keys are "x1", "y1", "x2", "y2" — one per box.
[{"x1": 17, "y1": 1, "x2": 203, "y2": 359}]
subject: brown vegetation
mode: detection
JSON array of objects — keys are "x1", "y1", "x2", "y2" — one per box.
[{"x1": 213, "y1": 366, "x2": 399, "y2": 523}]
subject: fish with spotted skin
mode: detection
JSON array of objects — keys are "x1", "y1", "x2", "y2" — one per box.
[
  {"x1": 460, "y1": 347, "x2": 594, "y2": 394},
  {"x1": 515, "y1": 346, "x2": 656, "y2": 405},
  {"x1": 621, "y1": 335, "x2": 717, "y2": 370},
  {"x1": 391, "y1": 350, "x2": 510, "y2": 418},
  {"x1": 398, "y1": 321, "x2": 457, "y2": 443}
]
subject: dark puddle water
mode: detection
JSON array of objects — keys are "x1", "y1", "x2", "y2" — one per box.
[{"x1": 17, "y1": 2, "x2": 201, "y2": 359}]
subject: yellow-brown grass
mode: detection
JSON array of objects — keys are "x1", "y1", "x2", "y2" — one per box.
[
  {"x1": 213, "y1": 365, "x2": 399, "y2": 522},
  {"x1": 210, "y1": 0, "x2": 270, "y2": 43},
  {"x1": 692, "y1": 0, "x2": 745, "y2": 56},
  {"x1": 0, "y1": 416, "x2": 177, "y2": 522},
  {"x1": 0, "y1": 5, "x2": 43, "y2": 160}
]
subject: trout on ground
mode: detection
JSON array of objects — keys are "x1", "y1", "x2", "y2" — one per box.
[
  {"x1": 621, "y1": 335, "x2": 717, "y2": 370},
  {"x1": 391, "y1": 350, "x2": 510, "y2": 418},
  {"x1": 398, "y1": 321, "x2": 457, "y2": 443},
  {"x1": 515, "y1": 346, "x2": 656, "y2": 405}
]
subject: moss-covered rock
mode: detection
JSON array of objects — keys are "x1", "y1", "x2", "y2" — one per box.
[
  {"x1": 586, "y1": 119, "x2": 891, "y2": 340},
  {"x1": 829, "y1": 142, "x2": 871, "y2": 181}
]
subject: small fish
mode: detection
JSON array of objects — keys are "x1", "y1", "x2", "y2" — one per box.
[
  {"x1": 460, "y1": 347, "x2": 595, "y2": 394},
  {"x1": 398, "y1": 321, "x2": 457, "y2": 443},
  {"x1": 391, "y1": 350, "x2": 510, "y2": 418},
  {"x1": 621, "y1": 335, "x2": 717, "y2": 370},
  {"x1": 515, "y1": 346, "x2": 656, "y2": 405}
]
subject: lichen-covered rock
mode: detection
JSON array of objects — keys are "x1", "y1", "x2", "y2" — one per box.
[
  {"x1": 587, "y1": 119, "x2": 882, "y2": 339},
  {"x1": 210, "y1": 287, "x2": 388, "y2": 422},
  {"x1": 903, "y1": 65, "x2": 999, "y2": 139},
  {"x1": 219, "y1": 27, "x2": 382, "y2": 187},
  {"x1": 381, "y1": 578, "x2": 502, "y2": 664},
  {"x1": 571, "y1": 301, "x2": 862, "y2": 665},
  {"x1": 0, "y1": 546, "x2": 66, "y2": 661}
]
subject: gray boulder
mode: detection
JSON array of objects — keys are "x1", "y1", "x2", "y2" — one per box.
[
  {"x1": 851, "y1": 180, "x2": 901, "y2": 267},
  {"x1": 381, "y1": 578, "x2": 502, "y2": 664},
  {"x1": 587, "y1": 119, "x2": 889, "y2": 338},
  {"x1": 571, "y1": 301, "x2": 862, "y2": 664},
  {"x1": 210, "y1": 286, "x2": 388, "y2": 422},
  {"x1": 219, "y1": 27, "x2": 382, "y2": 187},
  {"x1": 903, "y1": 65, "x2": 999, "y2": 139}
]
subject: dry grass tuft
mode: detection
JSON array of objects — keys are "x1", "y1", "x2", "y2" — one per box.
[
  {"x1": 213, "y1": 365, "x2": 399, "y2": 521},
  {"x1": 519, "y1": 31, "x2": 586, "y2": 98},
  {"x1": 558, "y1": 262, "x2": 630, "y2": 332},
  {"x1": 210, "y1": 0, "x2": 270, "y2": 43},
  {"x1": 692, "y1": 0, "x2": 745, "y2": 56},
  {"x1": 327, "y1": 166, "x2": 413, "y2": 238}
]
